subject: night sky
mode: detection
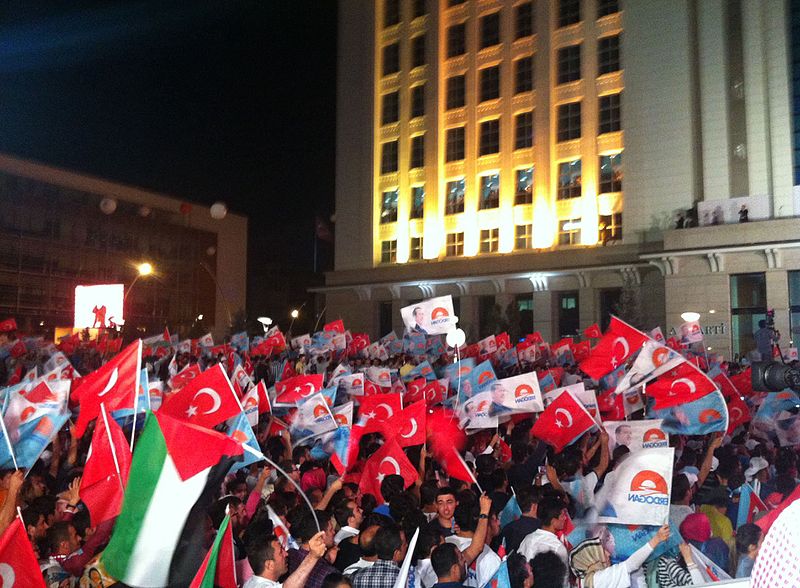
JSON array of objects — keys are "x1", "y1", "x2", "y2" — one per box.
[{"x1": 0, "y1": 1, "x2": 338, "y2": 273}]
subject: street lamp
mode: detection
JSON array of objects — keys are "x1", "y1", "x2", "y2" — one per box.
[
  {"x1": 257, "y1": 316, "x2": 273, "y2": 334},
  {"x1": 124, "y1": 262, "x2": 155, "y2": 304},
  {"x1": 290, "y1": 309, "x2": 299, "y2": 319},
  {"x1": 288, "y1": 303, "x2": 306, "y2": 335}
]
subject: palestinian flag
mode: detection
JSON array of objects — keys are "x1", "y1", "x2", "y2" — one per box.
[
  {"x1": 189, "y1": 513, "x2": 237, "y2": 588},
  {"x1": 102, "y1": 411, "x2": 243, "y2": 587}
]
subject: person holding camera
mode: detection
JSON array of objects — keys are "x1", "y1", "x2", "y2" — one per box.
[{"x1": 754, "y1": 318, "x2": 779, "y2": 360}]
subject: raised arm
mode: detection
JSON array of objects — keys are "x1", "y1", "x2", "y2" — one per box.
[{"x1": 461, "y1": 494, "x2": 492, "y2": 565}]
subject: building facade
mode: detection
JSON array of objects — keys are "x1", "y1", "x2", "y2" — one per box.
[
  {"x1": 0, "y1": 154, "x2": 247, "y2": 340},
  {"x1": 324, "y1": 0, "x2": 800, "y2": 359}
]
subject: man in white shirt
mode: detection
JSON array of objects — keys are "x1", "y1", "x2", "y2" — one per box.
[
  {"x1": 518, "y1": 496, "x2": 569, "y2": 567},
  {"x1": 333, "y1": 499, "x2": 363, "y2": 545},
  {"x1": 445, "y1": 495, "x2": 500, "y2": 588},
  {"x1": 244, "y1": 530, "x2": 326, "y2": 588}
]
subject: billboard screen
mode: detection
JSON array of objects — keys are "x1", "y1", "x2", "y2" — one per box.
[{"x1": 74, "y1": 284, "x2": 124, "y2": 329}]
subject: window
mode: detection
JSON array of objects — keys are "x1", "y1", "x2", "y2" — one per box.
[
  {"x1": 446, "y1": 232, "x2": 465, "y2": 256},
  {"x1": 599, "y1": 213, "x2": 622, "y2": 243},
  {"x1": 599, "y1": 153, "x2": 622, "y2": 193},
  {"x1": 515, "y1": 2, "x2": 534, "y2": 39},
  {"x1": 408, "y1": 135, "x2": 425, "y2": 169},
  {"x1": 597, "y1": 0, "x2": 619, "y2": 18},
  {"x1": 448, "y1": 0, "x2": 466, "y2": 5},
  {"x1": 557, "y1": 44, "x2": 581, "y2": 84},
  {"x1": 515, "y1": 111, "x2": 534, "y2": 149},
  {"x1": 557, "y1": 101, "x2": 581, "y2": 142},
  {"x1": 558, "y1": 0, "x2": 581, "y2": 27},
  {"x1": 558, "y1": 218, "x2": 581, "y2": 245},
  {"x1": 557, "y1": 159, "x2": 582, "y2": 199},
  {"x1": 446, "y1": 179, "x2": 465, "y2": 215},
  {"x1": 381, "y1": 240, "x2": 398, "y2": 263},
  {"x1": 447, "y1": 23, "x2": 466, "y2": 58},
  {"x1": 413, "y1": 0, "x2": 427, "y2": 19},
  {"x1": 411, "y1": 84, "x2": 425, "y2": 118},
  {"x1": 479, "y1": 119, "x2": 500, "y2": 156},
  {"x1": 446, "y1": 127, "x2": 466, "y2": 162},
  {"x1": 479, "y1": 65, "x2": 501, "y2": 102},
  {"x1": 379, "y1": 301, "x2": 393, "y2": 335},
  {"x1": 558, "y1": 291, "x2": 580, "y2": 338},
  {"x1": 599, "y1": 93, "x2": 621, "y2": 134},
  {"x1": 480, "y1": 228, "x2": 500, "y2": 253},
  {"x1": 412, "y1": 35, "x2": 426, "y2": 68},
  {"x1": 789, "y1": 272, "x2": 800, "y2": 347},
  {"x1": 384, "y1": 0, "x2": 400, "y2": 27},
  {"x1": 410, "y1": 236, "x2": 424, "y2": 260},
  {"x1": 380, "y1": 141, "x2": 399, "y2": 174},
  {"x1": 480, "y1": 12, "x2": 501, "y2": 49},
  {"x1": 446, "y1": 75, "x2": 466, "y2": 109},
  {"x1": 517, "y1": 293, "x2": 534, "y2": 334},
  {"x1": 515, "y1": 56, "x2": 534, "y2": 93},
  {"x1": 479, "y1": 173, "x2": 500, "y2": 209},
  {"x1": 380, "y1": 189, "x2": 398, "y2": 223},
  {"x1": 515, "y1": 167, "x2": 534, "y2": 204},
  {"x1": 515, "y1": 224, "x2": 532, "y2": 249},
  {"x1": 730, "y1": 273, "x2": 767, "y2": 356},
  {"x1": 598, "y1": 35, "x2": 620, "y2": 75},
  {"x1": 383, "y1": 43, "x2": 400, "y2": 75},
  {"x1": 381, "y1": 91, "x2": 399, "y2": 125},
  {"x1": 410, "y1": 186, "x2": 425, "y2": 219}
]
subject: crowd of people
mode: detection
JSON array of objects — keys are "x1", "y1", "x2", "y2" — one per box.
[{"x1": 0, "y1": 315, "x2": 799, "y2": 588}]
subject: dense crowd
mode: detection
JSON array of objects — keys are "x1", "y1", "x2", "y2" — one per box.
[{"x1": 0, "y1": 316, "x2": 799, "y2": 588}]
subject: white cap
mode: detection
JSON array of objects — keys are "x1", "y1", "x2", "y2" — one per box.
[
  {"x1": 745, "y1": 456, "x2": 769, "y2": 480},
  {"x1": 710, "y1": 457, "x2": 719, "y2": 472}
]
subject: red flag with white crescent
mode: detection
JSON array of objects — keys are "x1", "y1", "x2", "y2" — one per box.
[
  {"x1": 531, "y1": 390, "x2": 596, "y2": 453},
  {"x1": 0, "y1": 519, "x2": 45, "y2": 588},
  {"x1": 158, "y1": 364, "x2": 243, "y2": 429},
  {"x1": 387, "y1": 401, "x2": 427, "y2": 447},
  {"x1": 273, "y1": 374, "x2": 324, "y2": 405},
  {"x1": 579, "y1": 317, "x2": 649, "y2": 379},
  {"x1": 646, "y1": 361, "x2": 717, "y2": 410},
  {"x1": 359, "y1": 438, "x2": 418, "y2": 502}
]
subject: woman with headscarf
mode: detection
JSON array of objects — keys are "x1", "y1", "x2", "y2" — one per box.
[{"x1": 569, "y1": 525, "x2": 670, "y2": 588}]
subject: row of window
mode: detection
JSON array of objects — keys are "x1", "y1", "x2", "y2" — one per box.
[
  {"x1": 382, "y1": 33, "x2": 427, "y2": 76},
  {"x1": 381, "y1": 85, "x2": 425, "y2": 125},
  {"x1": 379, "y1": 212, "x2": 622, "y2": 262},
  {"x1": 383, "y1": 0, "x2": 427, "y2": 28},
  {"x1": 379, "y1": 154, "x2": 621, "y2": 223}
]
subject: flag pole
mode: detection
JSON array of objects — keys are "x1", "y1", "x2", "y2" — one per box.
[
  {"x1": 130, "y1": 376, "x2": 139, "y2": 453},
  {"x1": 100, "y1": 403, "x2": 125, "y2": 496},
  {"x1": 261, "y1": 455, "x2": 320, "y2": 533},
  {"x1": 0, "y1": 411, "x2": 18, "y2": 470}
]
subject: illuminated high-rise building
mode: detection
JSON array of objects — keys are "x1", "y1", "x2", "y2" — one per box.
[{"x1": 323, "y1": 0, "x2": 800, "y2": 359}]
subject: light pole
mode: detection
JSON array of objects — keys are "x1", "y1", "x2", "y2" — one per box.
[
  {"x1": 123, "y1": 262, "x2": 154, "y2": 305},
  {"x1": 288, "y1": 302, "x2": 306, "y2": 336}
]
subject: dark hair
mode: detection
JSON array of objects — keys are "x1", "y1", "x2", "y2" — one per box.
[
  {"x1": 380, "y1": 474, "x2": 406, "y2": 503},
  {"x1": 511, "y1": 440, "x2": 529, "y2": 463},
  {"x1": 358, "y1": 525, "x2": 381, "y2": 557},
  {"x1": 453, "y1": 501, "x2": 479, "y2": 533},
  {"x1": 46, "y1": 522, "x2": 74, "y2": 554},
  {"x1": 243, "y1": 511, "x2": 274, "y2": 552},
  {"x1": 209, "y1": 496, "x2": 242, "y2": 529},
  {"x1": 671, "y1": 474, "x2": 691, "y2": 502},
  {"x1": 373, "y1": 524, "x2": 403, "y2": 560},
  {"x1": 530, "y1": 551, "x2": 567, "y2": 588},
  {"x1": 537, "y1": 496, "x2": 565, "y2": 527},
  {"x1": 553, "y1": 446, "x2": 582, "y2": 478},
  {"x1": 21, "y1": 505, "x2": 45, "y2": 530},
  {"x1": 360, "y1": 493, "x2": 379, "y2": 517},
  {"x1": 413, "y1": 529, "x2": 440, "y2": 563},
  {"x1": 420, "y1": 481, "x2": 439, "y2": 506},
  {"x1": 390, "y1": 492, "x2": 419, "y2": 524},
  {"x1": 431, "y1": 542, "x2": 460, "y2": 578},
  {"x1": 516, "y1": 487, "x2": 538, "y2": 513},
  {"x1": 507, "y1": 552, "x2": 531, "y2": 588},
  {"x1": 736, "y1": 523, "x2": 761, "y2": 555},
  {"x1": 435, "y1": 486, "x2": 457, "y2": 501},
  {"x1": 491, "y1": 468, "x2": 507, "y2": 490},
  {"x1": 775, "y1": 473, "x2": 798, "y2": 498},
  {"x1": 293, "y1": 510, "x2": 331, "y2": 543},
  {"x1": 322, "y1": 573, "x2": 352, "y2": 588},
  {"x1": 292, "y1": 445, "x2": 310, "y2": 463},
  {"x1": 246, "y1": 533, "x2": 280, "y2": 575},
  {"x1": 333, "y1": 501, "x2": 357, "y2": 528}
]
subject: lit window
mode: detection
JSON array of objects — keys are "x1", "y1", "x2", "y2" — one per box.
[
  {"x1": 447, "y1": 23, "x2": 466, "y2": 58},
  {"x1": 446, "y1": 179, "x2": 465, "y2": 215},
  {"x1": 410, "y1": 186, "x2": 425, "y2": 219},
  {"x1": 558, "y1": 0, "x2": 580, "y2": 27},
  {"x1": 479, "y1": 119, "x2": 500, "y2": 156},
  {"x1": 599, "y1": 93, "x2": 621, "y2": 134},
  {"x1": 515, "y1": 167, "x2": 534, "y2": 204},
  {"x1": 480, "y1": 228, "x2": 500, "y2": 253},
  {"x1": 383, "y1": 43, "x2": 400, "y2": 76},
  {"x1": 515, "y1": 56, "x2": 534, "y2": 93},
  {"x1": 515, "y1": 112, "x2": 534, "y2": 150},
  {"x1": 557, "y1": 44, "x2": 581, "y2": 84},
  {"x1": 446, "y1": 75, "x2": 466, "y2": 109},
  {"x1": 557, "y1": 102, "x2": 581, "y2": 142},
  {"x1": 515, "y1": 224, "x2": 532, "y2": 249},
  {"x1": 380, "y1": 190, "x2": 398, "y2": 223},
  {"x1": 380, "y1": 141, "x2": 399, "y2": 174},
  {"x1": 598, "y1": 35, "x2": 621, "y2": 75},
  {"x1": 557, "y1": 159, "x2": 581, "y2": 200},
  {"x1": 479, "y1": 65, "x2": 501, "y2": 102},
  {"x1": 411, "y1": 84, "x2": 425, "y2": 118},
  {"x1": 381, "y1": 92, "x2": 399, "y2": 125},
  {"x1": 410, "y1": 236, "x2": 424, "y2": 260},
  {"x1": 558, "y1": 218, "x2": 581, "y2": 245},
  {"x1": 446, "y1": 127, "x2": 466, "y2": 162},
  {"x1": 412, "y1": 34, "x2": 426, "y2": 68},
  {"x1": 446, "y1": 232, "x2": 465, "y2": 256},
  {"x1": 599, "y1": 213, "x2": 622, "y2": 244},
  {"x1": 479, "y1": 174, "x2": 500, "y2": 210},
  {"x1": 410, "y1": 135, "x2": 425, "y2": 169},
  {"x1": 599, "y1": 153, "x2": 622, "y2": 193},
  {"x1": 515, "y1": 2, "x2": 534, "y2": 39},
  {"x1": 480, "y1": 12, "x2": 501, "y2": 49},
  {"x1": 381, "y1": 239, "x2": 397, "y2": 263}
]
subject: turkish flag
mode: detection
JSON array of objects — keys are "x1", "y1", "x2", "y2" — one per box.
[
  {"x1": 0, "y1": 519, "x2": 45, "y2": 588},
  {"x1": 364, "y1": 379, "x2": 391, "y2": 397},
  {"x1": 358, "y1": 392, "x2": 403, "y2": 423},
  {"x1": 80, "y1": 405, "x2": 132, "y2": 526},
  {"x1": 423, "y1": 380, "x2": 448, "y2": 406},
  {"x1": 439, "y1": 446, "x2": 478, "y2": 487},
  {"x1": 255, "y1": 380, "x2": 272, "y2": 414},
  {"x1": 527, "y1": 332, "x2": 544, "y2": 345},
  {"x1": 250, "y1": 341, "x2": 273, "y2": 357},
  {"x1": 158, "y1": 364, "x2": 242, "y2": 429},
  {"x1": 646, "y1": 361, "x2": 717, "y2": 409},
  {"x1": 359, "y1": 438, "x2": 418, "y2": 502},
  {"x1": 597, "y1": 389, "x2": 625, "y2": 420},
  {"x1": 583, "y1": 323, "x2": 602, "y2": 339},
  {"x1": 495, "y1": 332, "x2": 511, "y2": 352},
  {"x1": 10, "y1": 339, "x2": 26, "y2": 359},
  {"x1": 531, "y1": 390, "x2": 596, "y2": 453},
  {"x1": 729, "y1": 368, "x2": 754, "y2": 397},
  {"x1": 552, "y1": 337, "x2": 574, "y2": 351},
  {"x1": 427, "y1": 408, "x2": 466, "y2": 463},
  {"x1": 0, "y1": 317, "x2": 17, "y2": 332},
  {"x1": 274, "y1": 374, "x2": 324, "y2": 405},
  {"x1": 169, "y1": 363, "x2": 202, "y2": 392},
  {"x1": 579, "y1": 317, "x2": 649, "y2": 379},
  {"x1": 388, "y1": 401, "x2": 426, "y2": 447},
  {"x1": 726, "y1": 393, "x2": 751, "y2": 434},
  {"x1": 264, "y1": 331, "x2": 286, "y2": 354},
  {"x1": 73, "y1": 340, "x2": 142, "y2": 437},
  {"x1": 573, "y1": 340, "x2": 592, "y2": 362},
  {"x1": 665, "y1": 337, "x2": 681, "y2": 351},
  {"x1": 713, "y1": 372, "x2": 738, "y2": 401},
  {"x1": 267, "y1": 416, "x2": 289, "y2": 437},
  {"x1": 324, "y1": 319, "x2": 346, "y2": 334},
  {"x1": 404, "y1": 378, "x2": 428, "y2": 404},
  {"x1": 281, "y1": 361, "x2": 295, "y2": 381}
]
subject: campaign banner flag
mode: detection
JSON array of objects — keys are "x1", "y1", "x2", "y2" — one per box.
[
  {"x1": 366, "y1": 342, "x2": 389, "y2": 361},
  {"x1": 289, "y1": 393, "x2": 337, "y2": 446},
  {"x1": 499, "y1": 494, "x2": 522, "y2": 529},
  {"x1": 400, "y1": 295, "x2": 457, "y2": 335},
  {"x1": 403, "y1": 332, "x2": 427, "y2": 356},
  {"x1": 444, "y1": 358, "x2": 475, "y2": 392},
  {"x1": 537, "y1": 371, "x2": 557, "y2": 393},
  {"x1": 602, "y1": 420, "x2": 669, "y2": 453},
  {"x1": 338, "y1": 373, "x2": 365, "y2": 397},
  {"x1": 690, "y1": 544, "x2": 732, "y2": 583},
  {"x1": 622, "y1": 387, "x2": 645, "y2": 416},
  {"x1": 678, "y1": 321, "x2": 704, "y2": 345},
  {"x1": 476, "y1": 335, "x2": 498, "y2": 356},
  {"x1": 0, "y1": 410, "x2": 70, "y2": 470},
  {"x1": 650, "y1": 327, "x2": 665, "y2": 343},
  {"x1": 458, "y1": 391, "x2": 499, "y2": 429},
  {"x1": 459, "y1": 360, "x2": 497, "y2": 403},
  {"x1": 596, "y1": 447, "x2": 674, "y2": 526},
  {"x1": 291, "y1": 333, "x2": 312, "y2": 351},
  {"x1": 615, "y1": 340, "x2": 684, "y2": 394},
  {"x1": 601, "y1": 521, "x2": 683, "y2": 564},
  {"x1": 481, "y1": 559, "x2": 510, "y2": 588},
  {"x1": 366, "y1": 366, "x2": 393, "y2": 388},
  {"x1": 225, "y1": 412, "x2": 263, "y2": 473},
  {"x1": 405, "y1": 361, "x2": 436, "y2": 382},
  {"x1": 648, "y1": 389, "x2": 729, "y2": 436},
  {"x1": 491, "y1": 372, "x2": 544, "y2": 414}
]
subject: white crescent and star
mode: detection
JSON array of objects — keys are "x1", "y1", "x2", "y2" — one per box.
[
  {"x1": 97, "y1": 368, "x2": 119, "y2": 397},
  {"x1": 302, "y1": 382, "x2": 316, "y2": 397},
  {"x1": 0, "y1": 563, "x2": 15, "y2": 587},
  {"x1": 377, "y1": 456, "x2": 401, "y2": 482},
  {"x1": 401, "y1": 418, "x2": 418, "y2": 439},
  {"x1": 191, "y1": 387, "x2": 221, "y2": 415},
  {"x1": 554, "y1": 408, "x2": 573, "y2": 428},
  {"x1": 731, "y1": 407, "x2": 743, "y2": 421},
  {"x1": 376, "y1": 403, "x2": 394, "y2": 419},
  {"x1": 669, "y1": 378, "x2": 697, "y2": 396},
  {"x1": 610, "y1": 337, "x2": 630, "y2": 367}
]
